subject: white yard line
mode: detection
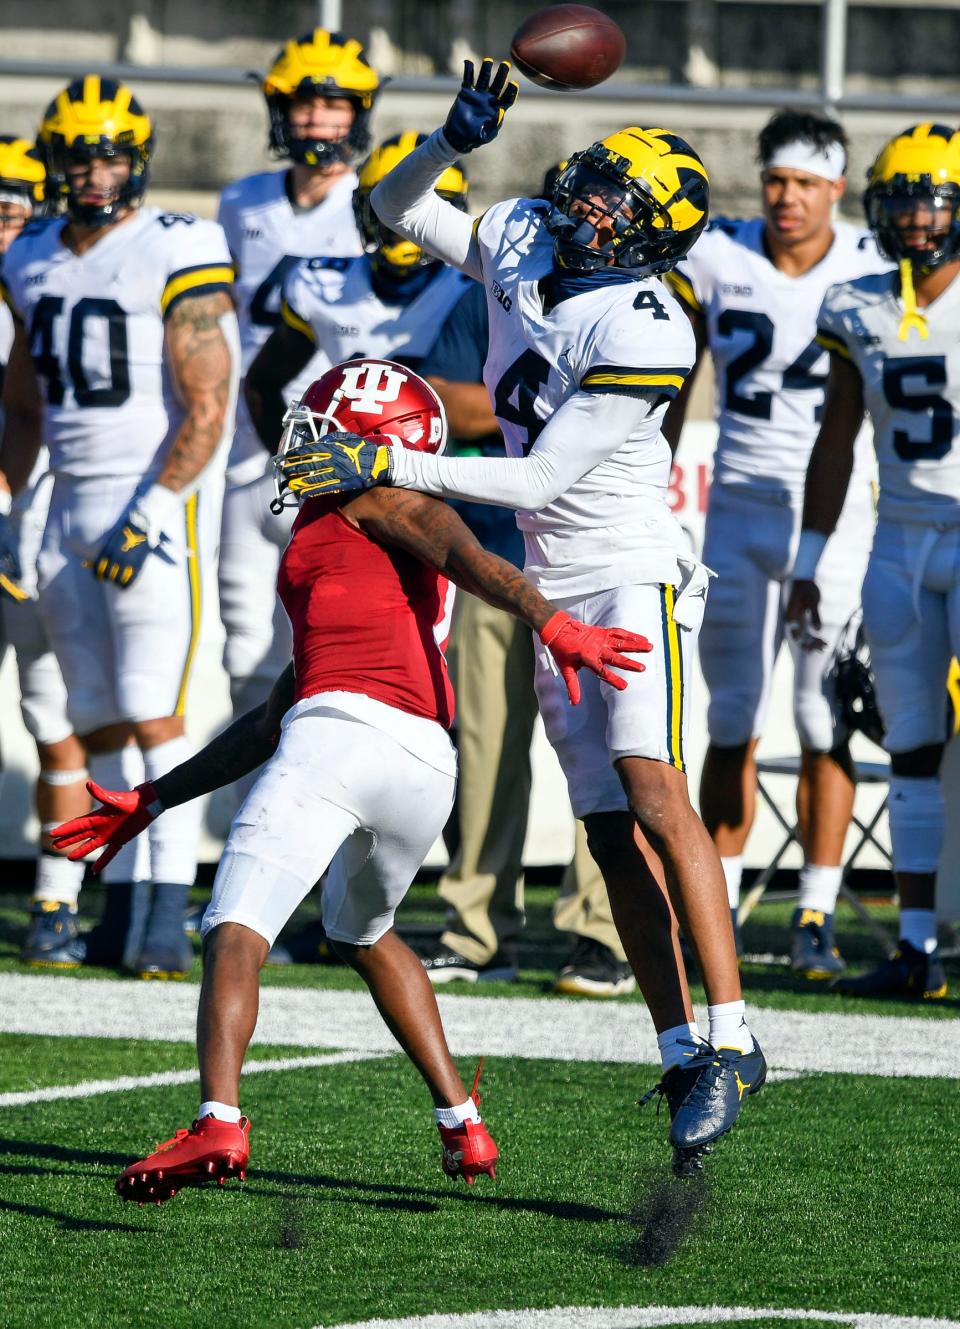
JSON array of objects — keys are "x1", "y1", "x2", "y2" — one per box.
[
  {"x1": 321, "y1": 1306, "x2": 959, "y2": 1329},
  {"x1": 0, "y1": 1049, "x2": 389, "y2": 1108},
  {"x1": 0, "y1": 972, "x2": 957, "y2": 1080}
]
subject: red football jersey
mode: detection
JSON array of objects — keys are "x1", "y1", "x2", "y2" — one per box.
[{"x1": 277, "y1": 497, "x2": 456, "y2": 728}]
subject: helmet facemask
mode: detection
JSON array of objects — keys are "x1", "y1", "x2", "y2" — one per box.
[
  {"x1": 272, "y1": 400, "x2": 345, "y2": 511},
  {"x1": 44, "y1": 140, "x2": 149, "y2": 226},
  {"x1": 864, "y1": 180, "x2": 960, "y2": 271},
  {"x1": 267, "y1": 87, "x2": 376, "y2": 169}
]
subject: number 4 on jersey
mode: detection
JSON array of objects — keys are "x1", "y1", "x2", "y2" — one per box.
[{"x1": 494, "y1": 350, "x2": 551, "y2": 454}]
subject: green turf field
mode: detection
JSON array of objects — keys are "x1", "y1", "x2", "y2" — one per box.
[{"x1": 1, "y1": 885, "x2": 958, "y2": 1329}]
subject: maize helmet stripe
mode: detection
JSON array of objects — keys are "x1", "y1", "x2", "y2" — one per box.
[
  {"x1": 41, "y1": 76, "x2": 152, "y2": 149},
  {"x1": 867, "y1": 122, "x2": 960, "y2": 191},
  {"x1": 600, "y1": 128, "x2": 709, "y2": 234},
  {"x1": 263, "y1": 28, "x2": 379, "y2": 107},
  {"x1": 0, "y1": 136, "x2": 45, "y2": 204},
  {"x1": 358, "y1": 131, "x2": 467, "y2": 198}
]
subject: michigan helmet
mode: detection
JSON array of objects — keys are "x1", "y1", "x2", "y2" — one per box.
[
  {"x1": 546, "y1": 127, "x2": 709, "y2": 275},
  {"x1": 0, "y1": 136, "x2": 45, "y2": 209},
  {"x1": 830, "y1": 614, "x2": 886, "y2": 748},
  {"x1": 354, "y1": 131, "x2": 468, "y2": 288},
  {"x1": 864, "y1": 123, "x2": 960, "y2": 270},
  {"x1": 273, "y1": 359, "x2": 447, "y2": 509},
  {"x1": 38, "y1": 76, "x2": 152, "y2": 225},
  {"x1": 263, "y1": 29, "x2": 380, "y2": 168}
]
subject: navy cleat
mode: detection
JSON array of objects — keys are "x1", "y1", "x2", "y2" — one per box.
[
  {"x1": 641, "y1": 1056, "x2": 714, "y2": 1178},
  {"x1": 20, "y1": 901, "x2": 83, "y2": 968},
  {"x1": 667, "y1": 1040, "x2": 767, "y2": 1151},
  {"x1": 790, "y1": 907, "x2": 846, "y2": 978},
  {"x1": 833, "y1": 939, "x2": 948, "y2": 1000},
  {"x1": 134, "y1": 934, "x2": 194, "y2": 981}
]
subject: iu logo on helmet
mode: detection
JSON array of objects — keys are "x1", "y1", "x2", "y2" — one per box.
[{"x1": 337, "y1": 362, "x2": 407, "y2": 415}]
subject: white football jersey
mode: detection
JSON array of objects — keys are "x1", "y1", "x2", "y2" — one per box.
[
  {"x1": 281, "y1": 256, "x2": 470, "y2": 375},
  {"x1": 217, "y1": 169, "x2": 362, "y2": 481},
  {"x1": 0, "y1": 207, "x2": 235, "y2": 480},
  {"x1": 817, "y1": 270, "x2": 960, "y2": 523},
  {"x1": 475, "y1": 196, "x2": 696, "y2": 590},
  {"x1": 669, "y1": 218, "x2": 890, "y2": 492}
]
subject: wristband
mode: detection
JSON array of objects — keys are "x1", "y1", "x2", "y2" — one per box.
[
  {"x1": 133, "y1": 483, "x2": 183, "y2": 546},
  {"x1": 791, "y1": 530, "x2": 828, "y2": 582},
  {"x1": 538, "y1": 611, "x2": 570, "y2": 645}
]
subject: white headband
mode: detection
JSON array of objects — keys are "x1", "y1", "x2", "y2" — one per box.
[
  {"x1": 0, "y1": 189, "x2": 31, "y2": 208},
  {"x1": 764, "y1": 139, "x2": 846, "y2": 182}
]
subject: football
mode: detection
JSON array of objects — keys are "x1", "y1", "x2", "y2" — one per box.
[{"x1": 509, "y1": 5, "x2": 626, "y2": 91}]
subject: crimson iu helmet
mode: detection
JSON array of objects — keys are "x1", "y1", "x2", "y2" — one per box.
[{"x1": 272, "y1": 358, "x2": 447, "y2": 509}]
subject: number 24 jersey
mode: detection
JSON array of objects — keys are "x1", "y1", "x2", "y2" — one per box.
[
  {"x1": 0, "y1": 207, "x2": 235, "y2": 480},
  {"x1": 817, "y1": 271, "x2": 960, "y2": 523},
  {"x1": 669, "y1": 217, "x2": 889, "y2": 493}
]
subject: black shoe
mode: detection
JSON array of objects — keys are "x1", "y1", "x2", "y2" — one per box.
[
  {"x1": 641, "y1": 1058, "x2": 714, "y2": 1178},
  {"x1": 82, "y1": 882, "x2": 150, "y2": 969},
  {"x1": 833, "y1": 939, "x2": 948, "y2": 1000},
  {"x1": 266, "y1": 920, "x2": 340, "y2": 966},
  {"x1": 421, "y1": 944, "x2": 517, "y2": 984},
  {"x1": 553, "y1": 937, "x2": 636, "y2": 997},
  {"x1": 790, "y1": 907, "x2": 846, "y2": 978},
  {"x1": 667, "y1": 1039, "x2": 767, "y2": 1150},
  {"x1": 20, "y1": 901, "x2": 83, "y2": 968}
]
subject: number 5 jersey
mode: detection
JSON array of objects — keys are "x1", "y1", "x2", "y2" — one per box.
[
  {"x1": 668, "y1": 217, "x2": 890, "y2": 496},
  {"x1": 816, "y1": 271, "x2": 960, "y2": 523},
  {"x1": 0, "y1": 206, "x2": 235, "y2": 480}
]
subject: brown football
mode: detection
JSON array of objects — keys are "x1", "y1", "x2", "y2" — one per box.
[{"x1": 510, "y1": 5, "x2": 626, "y2": 91}]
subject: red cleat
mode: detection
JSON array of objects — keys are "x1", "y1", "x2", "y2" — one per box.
[
  {"x1": 116, "y1": 1115, "x2": 250, "y2": 1205},
  {"x1": 437, "y1": 1059, "x2": 498, "y2": 1185}
]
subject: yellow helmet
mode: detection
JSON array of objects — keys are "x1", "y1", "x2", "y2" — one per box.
[
  {"x1": 263, "y1": 29, "x2": 380, "y2": 168},
  {"x1": 38, "y1": 76, "x2": 152, "y2": 224},
  {"x1": 547, "y1": 127, "x2": 709, "y2": 274},
  {"x1": 354, "y1": 132, "x2": 468, "y2": 292},
  {"x1": 0, "y1": 136, "x2": 45, "y2": 208},
  {"x1": 864, "y1": 123, "x2": 960, "y2": 270}
]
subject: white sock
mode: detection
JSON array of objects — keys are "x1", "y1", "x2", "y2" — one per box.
[
  {"x1": 657, "y1": 1021, "x2": 701, "y2": 1072},
  {"x1": 707, "y1": 999, "x2": 754, "y2": 1054},
  {"x1": 197, "y1": 1100, "x2": 242, "y2": 1123},
  {"x1": 143, "y1": 737, "x2": 202, "y2": 885},
  {"x1": 33, "y1": 844, "x2": 84, "y2": 906},
  {"x1": 899, "y1": 908, "x2": 937, "y2": 955},
  {"x1": 434, "y1": 1096, "x2": 481, "y2": 1128},
  {"x1": 798, "y1": 863, "x2": 843, "y2": 915},
  {"x1": 720, "y1": 856, "x2": 743, "y2": 911}
]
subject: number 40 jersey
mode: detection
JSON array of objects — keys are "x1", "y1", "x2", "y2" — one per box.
[
  {"x1": 0, "y1": 207, "x2": 235, "y2": 480},
  {"x1": 668, "y1": 217, "x2": 889, "y2": 495}
]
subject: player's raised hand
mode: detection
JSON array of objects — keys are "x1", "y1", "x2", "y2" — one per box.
[
  {"x1": 539, "y1": 611, "x2": 653, "y2": 706},
  {"x1": 0, "y1": 509, "x2": 29, "y2": 603},
  {"x1": 442, "y1": 58, "x2": 519, "y2": 155},
  {"x1": 50, "y1": 781, "x2": 164, "y2": 872},
  {"x1": 785, "y1": 578, "x2": 826, "y2": 652},
  {"x1": 274, "y1": 430, "x2": 394, "y2": 500}
]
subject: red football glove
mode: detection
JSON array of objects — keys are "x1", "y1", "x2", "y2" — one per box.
[
  {"x1": 539, "y1": 611, "x2": 653, "y2": 706},
  {"x1": 50, "y1": 780, "x2": 164, "y2": 873}
]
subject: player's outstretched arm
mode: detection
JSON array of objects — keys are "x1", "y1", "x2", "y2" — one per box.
[
  {"x1": 785, "y1": 353, "x2": 865, "y2": 646},
  {"x1": 350, "y1": 488, "x2": 651, "y2": 703},
  {"x1": 277, "y1": 388, "x2": 657, "y2": 508},
  {"x1": 51, "y1": 665, "x2": 296, "y2": 870},
  {"x1": 245, "y1": 321, "x2": 316, "y2": 453},
  {"x1": 370, "y1": 61, "x2": 517, "y2": 281}
]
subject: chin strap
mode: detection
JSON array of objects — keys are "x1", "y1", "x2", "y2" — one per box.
[{"x1": 898, "y1": 259, "x2": 929, "y2": 342}]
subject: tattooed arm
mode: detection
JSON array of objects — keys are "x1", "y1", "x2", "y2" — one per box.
[
  {"x1": 160, "y1": 289, "x2": 237, "y2": 492},
  {"x1": 348, "y1": 488, "x2": 554, "y2": 630},
  {"x1": 152, "y1": 663, "x2": 296, "y2": 809},
  {"x1": 245, "y1": 322, "x2": 316, "y2": 454}
]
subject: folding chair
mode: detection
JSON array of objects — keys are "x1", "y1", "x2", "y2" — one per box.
[{"x1": 739, "y1": 755, "x2": 894, "y2": 951}]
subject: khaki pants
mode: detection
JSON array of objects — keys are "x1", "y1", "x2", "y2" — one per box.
[{"x1": 439, "y1": 596, "x2": 625, "y2": 965}]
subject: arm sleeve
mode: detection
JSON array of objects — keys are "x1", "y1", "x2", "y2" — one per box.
[
  {"x1": 419, "y1": 283, "x2": 488, "y2": 382},
  {"x1": 370, "y1": 129, "x2": 483, "y2": 281},
  {"x1": 389, "y1": 389, "x2": 655, "y2": 509}
]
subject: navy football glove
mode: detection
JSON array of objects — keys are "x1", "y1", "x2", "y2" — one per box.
[
  {"x1": 91, "y1": 485, "x2": 182, "y2": 589},
  {"x1": 442, "y1": 58, "x2": 519, "y2": 155},
  {"x1": 0, "y1": 508, "x2": 28, "y2": 604},
  {"x1": 274, "y1": 430, "x2": 395, "y2": 500}
]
